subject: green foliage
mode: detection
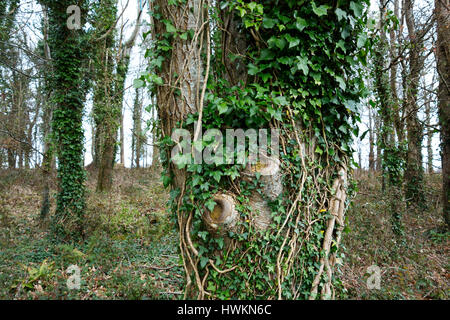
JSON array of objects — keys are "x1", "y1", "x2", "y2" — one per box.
[
  {"x1": 142, "y1": 0, "x2": 369, "y2": 299},
  {"x1": 370, "y1": 12, "x2": 407, "y2": 236},
  {"x1": 14, "y1": 259, "x2": 56, "y2": 291},
  {"x1": 0, "y1": 169, "x2": 182, "y2": 300},
  {"x1": 40, "y1": 0, "x2": 90, "y2": 242}
]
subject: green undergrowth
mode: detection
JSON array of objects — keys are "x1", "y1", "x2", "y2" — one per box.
[
  {"x1": 1, "y1": 168, "x2": 447, "y2": 299},
  {"x1": 0, "y1": 168, "x2": 183, "y2": 300},
  {"x1": 341, "y1": 172, "x2": 449, "y2": 300}
]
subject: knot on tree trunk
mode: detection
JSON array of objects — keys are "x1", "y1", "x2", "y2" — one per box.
[
  {"x1": 244, "y1": 155, "x2": 283, "y2": 201},
  {"x1": 202, "y1": 193, "x2": 238, "y2": 235}
]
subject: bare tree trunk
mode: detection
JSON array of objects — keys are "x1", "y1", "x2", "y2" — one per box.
[
  {"x1": 404, "y1": 0, "x2": 425, "y2": 208},
  {"x1": 39, "y1": 7, "x2": 54, "y2": 221},
  {"x1": 425, "y1": 93, "x2": 433, "y2": 174},
  {"x1": 375, "y1": 114, "x2": 382, "y2": 171},
  {"x1": 391, "y1": 0, "x2": 405, "y2": 143},
  {"x1": 132, "y1": 87, "x2": 142, "y2": 168},
  {"x1": 119, "y1": 110, "x2": 124, "y2": 165},
  {"x1": 368, "y1": 107, "x2": 375, "y2": 172},
  {"x1": 436, "y1": 0, "x2": 450, "y2": 229}
]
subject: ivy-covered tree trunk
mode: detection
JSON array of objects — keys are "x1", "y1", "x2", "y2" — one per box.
[
  {"x1": 373, "y1": 0, "x2": 404, "y2": 236},
  {"x1": 146, "y1": 0, "x2": 368, "y2": 299},
  {"x1": 93, "y1": 2, "x2": 140, "y2": 191},
  {"x1": 41, "y1": 0, "x2": 88, "y2": 241},
  {"x1": 91, "y1": 0, "x2": 119, "y2": 192},
  {"x1": 436, "y1": 0, "x2": 450, "y2": 229}
]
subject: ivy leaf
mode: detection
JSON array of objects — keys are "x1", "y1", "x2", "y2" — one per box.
[
  {"x1": 216, "y1": 237, "x2": 224, "y2": 249},
  {"x1": 200, "y1": 256, "x2": 209, "y2": 268},
  {"x1": 296, "y1": 56, "x2": 309, "y2": 76},
  {"x1": 261, "y1": 73, "x2": 272, "y2": 82},
  {"x1": 312, "y1": 2, "x2": 330, "y2": 17},
  {"x1": 268, "y1": 36, "x2": 286, "y2": 50},
  {"x1": 179, "y1": 32, "x2": 188, "y2": 40},
  {"x1": 285, "y1": 34, "x2": 300, "y2": 48},
  {"x1": 278, "y1": 56, "x2": 292, "y2": 65},
  {"x1": 262, "y1": 17, "x2": 276, "y2": 29},
  {"x1": 211, "y1": 171, "x2": 222, "y2": 183},
  {"x1": 161, "y1": 174, "x2": 171, "y2": 188},
  {"x1": 133, "y1": 79, "x2": 144, "y2": 88},
  {"x1": 335, "y1": 8, "x2": 347, "y2": 21},
  {"x1": 164, "y1": 21, "x2": 177, "y2": 33},
  {"x1": 218, "y1": 103, "x2": 228, "y2": 115},
  {"x1": 205, "y1": 199, "x2": 216, "y2": 212},
  {"x1": 336, "y1": 40, "x2": 347, "y2": 53},
  {"x1": 260, "y1": 49, "x2": 275, "y2": 60},
  {"x1": 357, "y1": 33, "x2": 367, "y2": 48},
  {"x1": 335, "y1": 76, "x2": 346, "y2": 91},
  {"x1": 315, "y1": 146, "x2": 323, "y2": 155},
  {"x1": 198, "y1": 231, "x2": 208, "y2": 241},
  {"x1": 275, "y1": 38, "x2": 287, "y2": 50},
  {"x1": 153, "y1": 56, "x2": 164, "y2": 69},
  {"x1": 207, "y1": 281, "x2": 216, "y2": 292},
  {"x1": 192, "y1": 175, "x2": 201, "y2": 186},
  {"x1": 360, "y1": 129, "x2": 369, "y2": 141},
  {"x1": 273, "y1": 96, "x2": 288, "y2": 106},
  {"x1": 350, "y1": 1, "x2": 364, "y2": 17},
  {"x1": 338, "y1": 125, "x2": 348, "y2": 134},
  {"x1": 248, "y1": 63, "x2": 259, "y2": 75},
  {"x1": 295, "y1": 17, "x2": 308, "y2": 31}
]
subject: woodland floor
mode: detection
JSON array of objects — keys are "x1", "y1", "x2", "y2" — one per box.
[{"x1": 0, "y1": 167, "x2": 448, "y2": 300}]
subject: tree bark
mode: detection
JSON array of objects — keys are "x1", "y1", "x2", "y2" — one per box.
[
  {"x1": 436, "y1": 0, "x2": 450, "y2": 229},
  {"x1": 425, "y1": 93, "x2": 433, "y2": 174},
  {"x1": 41, "y1": 0, "x2": 88, "y2": 241},
  {"x1": 368, "y1": 107, "x2": 375, "y2": 172},
  {"x1": 96, "y1": 4, "x2": 141, "y2": 191},
  {"x1": 404, "y1": 0, "x2": 425, "y2": 208}
]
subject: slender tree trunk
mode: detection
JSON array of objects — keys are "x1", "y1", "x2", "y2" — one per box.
[
  {"x1": 368, "y1": 107, "x2": 375, "y2": 172},
  {"x1": 120, "y1": 113, "x2": 124, "y2": 165},
  {"x1": 425, "y1": 94, "x2": 433, "y2": 174},
  {"x1": 152, "y1": 0, "x2": 205, "y2": 297},
  {"x1": 39, "y1": 8, "x2": 54, "y2": 221},
  {"x1": 92, "y1": 0, "x2": 119, "y2": 191},
  {"x1": 132, "y1": 87, "x2": 142, "y2": 168},
  {"x1": 404, "y1": 0, "x2": 425, "y2": 208},
  {"x1": 391, "y1": 0, "x2": 405, "y2": 143},
  {"x1": 436, "y1": 0, "x2": 450, "y2": 229},
  {"x1": 96, "y1": 4, "x2": 141, "y2": 191},
  {"x1": 375, "y1": 114, "x2": 382, "y2": 171}
]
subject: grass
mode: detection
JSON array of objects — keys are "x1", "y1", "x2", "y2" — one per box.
[{"x1": 0, "y1": 168, "x2": 448, "y2": 299}]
